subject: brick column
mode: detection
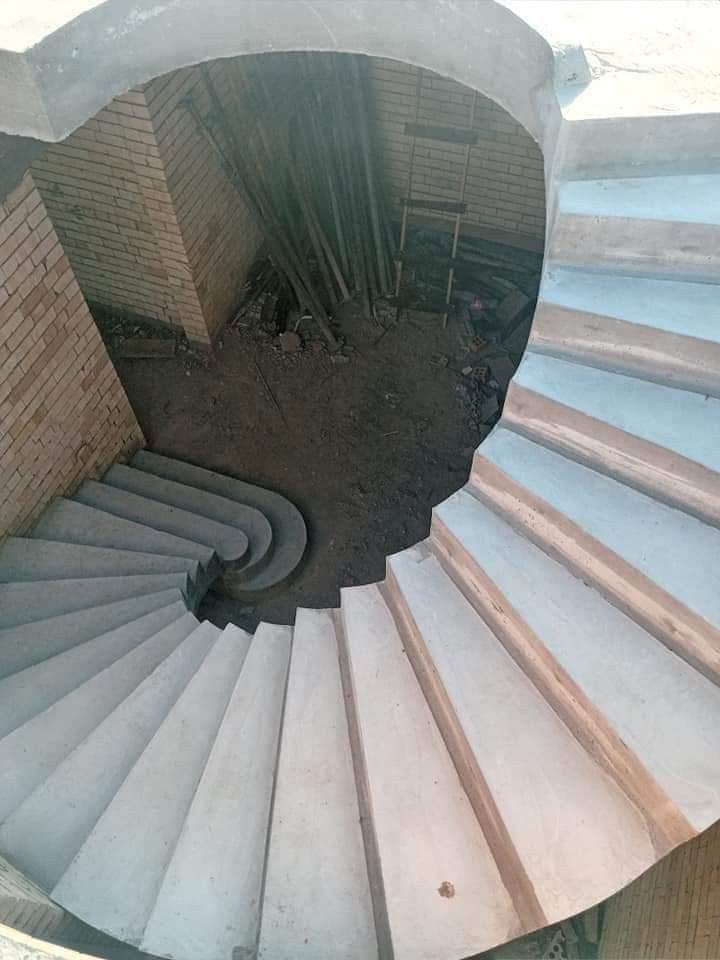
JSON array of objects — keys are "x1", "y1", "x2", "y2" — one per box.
[{"x1": 0, "y1": 173, "x2": 143, "y2": 537}]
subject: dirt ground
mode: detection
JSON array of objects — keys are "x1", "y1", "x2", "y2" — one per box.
[{"x1": 109, "y1": 299, "x2": 502, "y2": 628}]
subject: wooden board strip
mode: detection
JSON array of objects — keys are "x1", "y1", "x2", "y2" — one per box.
[
  {"x1": 530, "y1": 302, "x2": 720, "y2": 398},
  {"x1": 379, "y1": 575, "x2": 547, "y2": 933},
  {"x1": 430, "y1": 512, "x2": 696, "y2": 856},
  {"x1": 333, "y1": 608, "x2": 394, "y2": 960},
  {"x1": 504, "y1": 382, "x2": 720, "y2": 528},
  {"x1": 468, "y1": 456, "x2": 720, "y2": 686}
]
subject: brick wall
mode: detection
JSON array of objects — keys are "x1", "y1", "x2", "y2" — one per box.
[
  {"x1": 0, "y1": 173, "x2": 143, "y2": 537},
  {"x1": 144, "y1": 61, "x2": 265, "y2": 342},
  {"x1": 369, "y1": 58, "x2": 545, "y2": 243},
  {"x1": 32, "y1": 62, "x2": 263, "y2": 346},
  {"x1": 31, "y1": 54, "x2": 543, "y2": 346}
]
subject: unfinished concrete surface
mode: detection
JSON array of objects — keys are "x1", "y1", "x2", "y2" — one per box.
[{"x1": 1, "y1": 2, "x2": 720, "y2": 959}]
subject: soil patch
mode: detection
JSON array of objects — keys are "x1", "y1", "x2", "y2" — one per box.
[{"x1": 105, "y1": 298, "x2": 524, "y2": 628}]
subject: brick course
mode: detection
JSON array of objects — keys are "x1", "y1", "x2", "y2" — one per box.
[
  {"x1": 0, "y1": 174, "x2": 143, "y2": 538},
  {"x1": 368, "y1": 58, "x2": 545, "y2": 242}
]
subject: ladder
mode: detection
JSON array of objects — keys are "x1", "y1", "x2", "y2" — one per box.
[{"x1": 394, "y1": 68, "x2": 478, "y2": 327}]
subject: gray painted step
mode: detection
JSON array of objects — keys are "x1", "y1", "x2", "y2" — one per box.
[
  {"x1": 0, "y1": 611, "x2": 199, "y2": 827},
  {"x1": 53, "y1": 624, "x2": 252, "y2": 946},
  {"x1": 73, "y1": 482, "x2": 248, "y2": 565},
  {"x1": 435, "y1": 488, "x2": 720, "y2": 833},
  {"x1": 141, "y1": 623, "x2": 292, "y2": 960},
  {"x1": 32, "y1": 499, "x2": 216, "y2": 571},
  {"x1": 258, "y1": 608, "x2": 376, "y2": 960},
  {"x1": 0, "y1": 574, "x2": 191, "y2": 628},
  {"x1": 0, "y1": 589, "x2": 185, "y2": 680},
  {"x1": 482, "y1": 429, "x2": 720, "y2": 629},
  {"x1": 389, "y1": 545, "x2": 656, "y2": 920},
  {"x1": 0, "y1": 538, "x2": 200, "y2": 586},
  {"x1": 0, "y1": 601, "x2": 187, "y2": 740},
  {"x1": 514, "y1": 352, "x2": 720, "y2": 475},
  {"x1": 340, "y1": 582, "x2": 517, "y2": 960},
  {"x1": 0, "y1": 620, "x2": 216, "y2": 891},
  {"x1": 103, "y1": 465, "x2": 273, "y2": 582},
  {"x1": 543, "y1": 269, "x2": 720, "y2": 346},
  {"x1": 132, "y1": 451, "x2": 307, "y2": 592}
]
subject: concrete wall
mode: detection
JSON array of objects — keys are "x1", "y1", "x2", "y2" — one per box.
[
  {"x1": 0, "y1": 173, "x2": 142, "y2": 537},
  {"x1": 369, "y1": 58, "x2": 545, "y2": 244}
]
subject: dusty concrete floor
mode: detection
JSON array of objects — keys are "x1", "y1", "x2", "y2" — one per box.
[{"x1": 110, "y1": 300, "x2": 494, "y2": 627}]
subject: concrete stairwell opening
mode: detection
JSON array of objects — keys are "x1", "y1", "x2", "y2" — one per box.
[
  {"x1": 23, "y1": 49, "x2": 546, "y2": 627},
  {"x1": 1, "y1": 4, "x2": 720, "y2": 960}
]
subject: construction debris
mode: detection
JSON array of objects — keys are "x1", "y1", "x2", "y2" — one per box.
[{"x1": 185, "y1": 53, "x2": 395, "y2": 351}]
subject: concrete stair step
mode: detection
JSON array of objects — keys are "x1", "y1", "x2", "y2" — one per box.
[
  {"x1": 339, "y1": 581, "x2": 518, "y2": 960},
  {"x1": 72, "y1": 481, "x2": 248, "y2": 565},
  {"x1": 132, "y1": 451, "x2": 307, "y2": 592},
  {"x1": 0, "y1": 611, "x2": 199, "y2": 828},
  {"x1": 0, "y1": 601, "x2": 187, "y2": 740},
  {"x1": 386, "y1": 545, "x2": 659, "y2": 924},
  {"x1": 550, "y1": 174, "x2": 720, "y2": 280},
  {"x1": 531, "y1": 269, "x2": 720, "y2": 396},
  {"x1": 474, "y1": 429, "x2": 720, "y2": 683},
  {"x1": 103, "y1": 465, "x2": 273, "y2": 582},
  {"x1": 0, "y1": 589, "x2": 185, "y2": 680},
  {"x1": 53, "y1": 624, "x2": 251, "y2": 946},
  {"x1": 32, "y1": 499, "x2": 217, "y2": 571},
  {"x1": 505, "y1": 352, "x2": 720, "y2": 526},
  {"x1": 258, "y1": 608, "x2": 376, "y2": 960},
  {"x1": 0, "y1": 620, "x2": 216, "y2": 891},
  {"x1": 0, "y1": 538, "x2": 200, "y2": 586},
  {"x1": 0, "y1": 573, "x2": 192, "y2": 628},
  {"x1": 432, "y1": 488, "x2": 720, "y2": 834},
  {"x1": 141, "y1": 622, "x2": 291, "y2": 960}
]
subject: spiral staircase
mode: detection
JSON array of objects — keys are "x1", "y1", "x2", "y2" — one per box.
[
  {"x1": 0, "y1": 165, "x2": 718, "y2": 960},
  {"x1": 2, "y1": 2, "x2": 720, "y2": 959}
]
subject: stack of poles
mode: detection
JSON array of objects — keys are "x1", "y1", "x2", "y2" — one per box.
[{"x1": 188, "y1": 53, "x2": 395, "y2": 350}]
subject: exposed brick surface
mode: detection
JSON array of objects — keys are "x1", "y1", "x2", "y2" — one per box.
[
  {"x1": 0, "y1": 175, "x2": 143, "y2": 538},
  {"x1": 368, "y1": 58, "x2": 545, "y2": 241},
  {"x1": 600, "y1": 820, "x2": 720, "y2": 960}
]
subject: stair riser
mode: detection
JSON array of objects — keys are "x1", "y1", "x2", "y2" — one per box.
[
  {"x1": 469, "y1": 456, "x2": 720, "y2": 686},
  {"x1": 549, "y1": 214, "x2": 720, "y2": 281},
  {"x1": 333, "y1": 609, "x2": 395, "y2": 960},
  {"x1": 529, "y1": 302, "x2": 720, "y2": 397},
  {"x1": 428, "y1": 515, "x2": 695, "y2": 853},
  {"x1": 503, "y1": 384, "x2": 720, "y2": 529}
]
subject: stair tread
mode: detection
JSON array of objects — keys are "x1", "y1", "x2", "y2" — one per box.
[
  {"x1": 514, "y1": 351, "x2": 720, "y2": 473},
  {"x1": 103, "y1": 465, "x2": 273, "y2": 578},
  {"x1": 0, "y1": 601, "x2": 187, "y2": 741},
  {"x1": 53, "y1": 623, "x2": 251, "y2": 945},
  {"x1": 73, "y1": 482, "x2": 248, "y2": 564},
  {"x1": 132, "y1": 451, "x2": 307, "y2": 591},
  {"x1": 0, "y1": 539, "x2": 200, "y2": 585},
  {"x1": 0, "y1": 620, "x2": 214, "y2": 892},
  {"x1": 435, "y1": 489, "x2": 720, "y2": 832},
  {"x1": 32, "y1": 499, "x2": 216, "y2": 568},
  {"x1": 0, "y1": 612, "x2": 200, "y2": 835},
  {"x1": 0, "y1": 574, "x2": 191, "y2": 628},
  {"x1": 141, "y1": 622, "x2": 292, "y2": 960},
  {"x1": 0, "y1": 589, "x2": 185, "y2": 680},
  {"x1": 389, "y1": 545, "x2": 656, "y2": 920},
  {"x1": 542, "y1": 269, "x2": 720, "y2": 345},
  {"x1": 481, "y1": 429, "x2": 720, "y2": 628},
  {"x1": 259, "y1": 608, "x2": 376, "y2": 960},
  {"x1": 340, "y1": 582, "x2": 518, "y2": 960},
  {"x1": 559, "y1": 174, "x2": 720, "y2": 224}
]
